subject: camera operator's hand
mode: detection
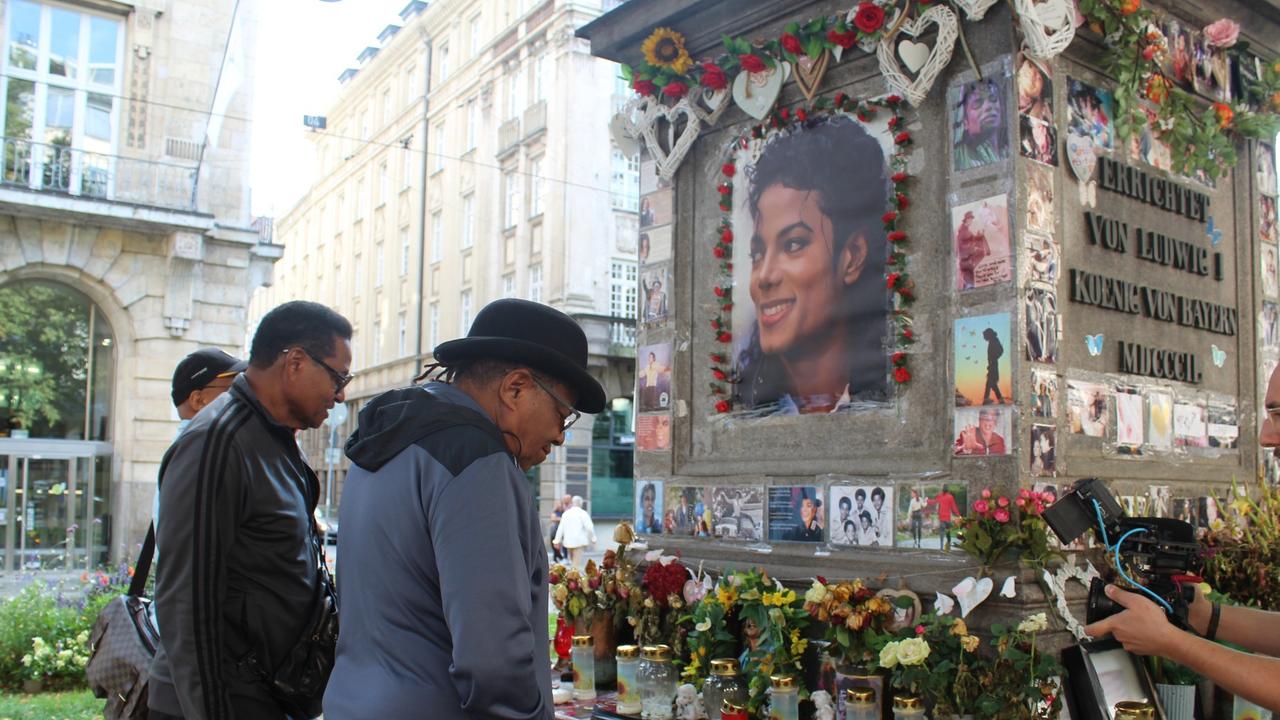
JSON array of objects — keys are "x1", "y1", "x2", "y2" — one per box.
[{"x1": 1082, "y1": 584, "x2": 1180, "y2": 656}]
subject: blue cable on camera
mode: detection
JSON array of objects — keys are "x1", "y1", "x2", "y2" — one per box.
[
  {"x1": 1111, "y1": 526, "x2": 1176, "y2": 615},
  {"x1": 1092, "y1": 499, "x2": 1111, "y2": 547}
]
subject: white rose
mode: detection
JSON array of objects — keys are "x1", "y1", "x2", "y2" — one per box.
[
  {"x1": 895, "y1": 637, "x2": 931, "y2": 666},
  {"x1": 804, "y1": 580, "x2": 830, "y2": 605},
  {"x1": 879, "y1": 641, "x2": 900, "y2": 669},
  {"x1": 1017, "y1": 612, "x2": 1049, "y2": 634}
]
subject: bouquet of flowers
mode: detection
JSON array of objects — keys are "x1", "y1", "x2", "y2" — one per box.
[
  {"x1": 802, "y1": 576, "x2": 895, "y2": 667},
  {"x1": 680, "y1": 575, "x2": 739, "y2": 686},
  {"x1": 978, "y1": 613, "x2": 1064, "y2": 719},
  {"x1": 731, "y1": 569, "x2": 811, "y2": 714},
  {"x1": 1203, "y1": 479, "x2": 1280, "y2": 610},
  {"x1": 877, "y1": 613, "x2": 986, "y2": 712},
  {"x1": 549, "y1": 560, "x2": 613, "y2": 627},
  {"x1": 957, "y1": 488, "x2": 1058, "y2": 572},
  {"x1": 626, "y1": 554, "x2": 692, "y2": 656}
]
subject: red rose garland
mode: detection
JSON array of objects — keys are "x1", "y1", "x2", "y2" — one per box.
[{"x1": 708, "y1": 93, "x2": 914, "y2": 412}]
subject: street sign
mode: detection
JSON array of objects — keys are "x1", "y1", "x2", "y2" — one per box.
[
  {"x1": 303, "y1": 115, "x2": 327, "y2": 130},
  {"x1": 325, "y1": 402, "x2": 348, "y2": 428}
]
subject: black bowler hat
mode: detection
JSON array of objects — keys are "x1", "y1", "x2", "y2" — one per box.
[
  {"x1": 433, "y1": 299, "x2": 607, "y2": 414},
  {"x1": 171, "y1": 348, "x2": 247, "y2": 407}
]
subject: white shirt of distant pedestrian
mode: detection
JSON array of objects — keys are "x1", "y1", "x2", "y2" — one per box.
[{"x1": 554, "y1": 497, "x2": 596, "y2": 549}]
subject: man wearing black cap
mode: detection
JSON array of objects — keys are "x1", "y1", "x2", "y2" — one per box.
[
  {"x1": 324, "y1": 299, "x2": 606, "y2": 720},
  {"x1": 171, "y1": 348, "x2": 247, "y2": 433}
]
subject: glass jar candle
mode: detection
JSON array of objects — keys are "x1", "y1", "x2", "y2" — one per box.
[
  {"x1": 1113, "y1": 701, "x2": 1156, "y2": 720},
  {"x1": 616, "y1": 645, "x2": 641, "y2": 714},
  {"x1": 846, "y1": 687, "x2": 879, "y2": 720},
  {"x1": 703, "y1": 658, "x2": 747, "y2": 720},
  {"x1": 571, "y1": 635, "x2": 596, "y2": 700},
  {"x1": 721, "y1": 699, "x2": 749, "y2": 720},
  {"x1": 638, "y1": 644, "x2": 676, "y2": 720},
  {"x1": 768, "y1": 675, "x2": 799, "y2": 720},
  {"x1": 893, "y1": 694, "x2": 927, "y2": 719}
]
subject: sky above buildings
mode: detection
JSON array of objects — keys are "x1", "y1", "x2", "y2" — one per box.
[{"x1": 250, "y1": 0, "x2": 408, "y2": 218}]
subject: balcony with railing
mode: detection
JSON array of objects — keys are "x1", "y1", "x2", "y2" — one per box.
[{"x1": 1, "y1": 137, "x2": 199, "y2": 213}]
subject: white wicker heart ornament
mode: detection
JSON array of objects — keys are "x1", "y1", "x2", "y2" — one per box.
[
  {"x1": 1016, "y1": 0, "x2": 1076, "y2": 61},
  {"x1": 639, "y1": 98, "x2": 704, "y2": 182},
  {"x1": 877, "y1": 5, "x2": 960, "y2": 107},
  {"x1": 953, "y1": 0, "x2": 1000, "y2": 21},
  {"x1": 690, "y1": 86, "x2": 730, "y2": 125}
]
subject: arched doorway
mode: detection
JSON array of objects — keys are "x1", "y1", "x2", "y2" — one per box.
[
  {"x1": 0, "y1": 280, "x2": 115, "y2": 570},
  {"x1": 590, "y1": 397, "x2": 634, "y2": 519}
]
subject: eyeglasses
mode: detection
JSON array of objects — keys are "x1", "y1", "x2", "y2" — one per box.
[
  {"x1": 286, "y1": 348, "x2": 354, "y2": 393},
  {"x1": 530, "y1": 375, "x2": 580, "y2": 432}
]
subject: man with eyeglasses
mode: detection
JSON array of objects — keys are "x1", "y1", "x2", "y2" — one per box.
[
  {"x1": 150, "y1": 301, "x2": 352, "y2": 720},
  {"x1": 1083, "y1": 363, "x2": 1280, "y2": 712},
  {"x1": 324, "y1": 298, "x2": 606, "y2": 720}
]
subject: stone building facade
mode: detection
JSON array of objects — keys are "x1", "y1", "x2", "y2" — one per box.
[
  {"x1": 247, "y1": 0, "x2": 638, "y2": 521},
  {"x1": 0, "y1": 0, "x2": 276, "y2": 570}
]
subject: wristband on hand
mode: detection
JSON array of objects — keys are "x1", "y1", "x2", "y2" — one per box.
[{"x1": 1204, "y1": 602, "x2": 1221, "y2": 641}]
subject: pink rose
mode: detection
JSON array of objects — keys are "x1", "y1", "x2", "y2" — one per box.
[
  {"x1": 974, "y1": 500, "x2": 990, "y2": 514},
  {"x1": 981, "y1": 488, "x2": 992, "y2": 499},
  {"x1": 1018, "y1": 488, "x2": 1031, "y2": 499},
  {"x1": 1015, "y1": 497, "x2": 1026, "y2": 508},
  {"x1": 1203, "y1": 18, "x2": 1239, "y2": 48},
  {"x1": 997, "y1": 496, "x2": 1010, "y2": 508},
  {"x1": 915, "y1": 624, "x2": 927, "y2": 635},
  {"x1": 994, "y1": 508, "x2": 1011, "y2": 524}
]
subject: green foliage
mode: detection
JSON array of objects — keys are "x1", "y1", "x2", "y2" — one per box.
[
  {"x1": 1203, "y1": 478, "x2": 1280, "y2": 611},
  {"x1": 0, "y1": 571, "x2": 127, "y2": 691},
  {"x1": 0, "y1": 689, "x2": 102, "y2": 719},
  {"x1": 0, "y1": 282, "x2": 94, "y2": 434}
]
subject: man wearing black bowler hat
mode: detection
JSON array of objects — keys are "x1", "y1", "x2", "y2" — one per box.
[{"x1": 324, "y1": 299, "x2": 607, "y2": 719}]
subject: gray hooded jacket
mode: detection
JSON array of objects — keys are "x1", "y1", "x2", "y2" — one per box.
[{"x1": 322, "y1": 382, "x2": 552, "y2": 719}]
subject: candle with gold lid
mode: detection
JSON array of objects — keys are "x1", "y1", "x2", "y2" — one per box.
[
  {"x1": 571, "y1": 635, "x2": 596, "y2": 700},
  {"x1": 893, "y1": 694, "x2": 925, "y2": 719},
  {"x1": 846, "y1": 687, "x2": 878, "y2": 720},
  {"x1": 768, "y1": 675, "x2": 799, "y2": 720},
  {"x1": 703, "y1": 658, "x2": 746, "y2": 720},
  {"x1": 615, "y1": 645, "x2": 641, "y2": 714}
]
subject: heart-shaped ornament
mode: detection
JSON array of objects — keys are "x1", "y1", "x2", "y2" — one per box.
[
  {"x1": 1016, "y1": 0, "x2": 1076, "y2": 61},
  {"x1": 876, "y1": 5, "x2": 960, "y2": 107},
  {"x1": 898, "y1": 41, "x2": 930, "y2": 74},
  {"x1": 1000, "y1": 576, "x2": 1017, "y2": 598},
  {"x1": 639, "y1": 98, "x2": 704, "y2": 182},
  {"x1": 852, "y1": 2, "x2": 904, "y2": 53},
  {"x1": 793, "y1": 50, "x2": 832, "y2": 102},
  {"x1": 875, "y1": 588, "x2": 923, "y2": 632},
  {"x1": 732, "y1": 63, "x2": 789, "y2": 121},
  {"x1": 690, "y1": 86, "x2": 730, "y2": 125},
  {"x1": 953, "y1": 0, "x2": 1000, "y2": 21},
  {"x1": 1065, "y1": 131, "x2": 1097, "y2": 182},
  {"x1": 934, "y1": 592, "x2": 956, "y2": 615},
  {"x1": 1045, "y1": 560, "x2": 1095, "y2": 639},
  {"x1": 952, "y1": 576, "x2": 994, "y2": 618},
  {"x1": 609, "y1": 112, "x2": 640, "y2": 156}
]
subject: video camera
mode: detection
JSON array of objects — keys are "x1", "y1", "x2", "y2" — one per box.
[{"x1": 1042, "y1": 478, "x2": 1202, "y2": 630}]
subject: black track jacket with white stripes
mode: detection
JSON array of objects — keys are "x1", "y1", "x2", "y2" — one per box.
[{"x1": 149, "y1": 373, "x2": 321, "y2": 720}]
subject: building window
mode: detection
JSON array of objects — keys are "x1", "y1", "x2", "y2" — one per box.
[
  {"x1": 528, "y1": 263, "x2": 542, "y2": 303},
  {"x1": 373, "y1": 318, "x2": 382, "y2": 365},
  {"x1": 460, "y1": 290, "x2": 472, "y2": 335},
  {"x1": 375, "y1": 242, "x2": 384, "y2": 288},
  {"x1": 504, "y1": 61, "x2": 524, "y2": 120},
  {"x1": 398, "y1": 312, "x2": 407, "y2": 357},
  {"x1": 378, "y1": 161, "x2": 389, "y2": 206},
  {"x1": 502, "y1": 272, "x2": 516, "y2": 298},
  {"x1": 533, "y1": 52, "x2": 551, "y2": 103},
  {"x1": 465, "y1": 98, "x2": 478, "y2": 151},
  {"x1": 461, "y1": 194, "x2": 475, "y2": 248},
  {"x1": 433, "y1": 122, "x2": 445, "y2": 172},
  {"x1": 429, "y1": 303, "x2": 439, "y2": 348},
  {"x1": 355, "y1": 178, "x2": 366, "y2": 219},
  {"x1": 400, "y1": 226, "x2": 411, "y2": 276},
  {"x1": 431, "y1": 211, "x2": 443, "y2": 262},
  {"x1": 2, "y1": 1, "x2": 124, "y2": 195},
  {"x1": 401, "y1": 136, "x2": 414, "y2": 188},
  {"x1": 611, "y1": 260, "x2": 638, "y2": 318},
  {"x1": 469, "y1": 15, "x2": 482, "y2": 56},
  {"x1": 610, "y1": 148, "x2": 639, "y2": 211},
  {"x1": 528, "y1": 157, "x2": 543, "y2": 217},
  {"x1": 438, "y1": 43, "x2": 450, "y2": 81},
  {"x1": 404, "y1": 62, "x2": 417, "y2": 106},
  {"x1": 503, "y1": 170, "x2": 519, "y2": 229}
]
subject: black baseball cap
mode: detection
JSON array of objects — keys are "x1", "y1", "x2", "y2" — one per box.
[{"x1": 171, "y1": 348, "x2": 247, "y2": 407}]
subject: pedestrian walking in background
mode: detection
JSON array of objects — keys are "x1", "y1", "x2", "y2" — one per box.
[
  {"x1": 553, "y1": 495, "x2": 597, "y2": 569},
  {"x1": 150, "y1": 301, "x2": 352, "y2": 720},
  {"x1": 324, "y1": 298, "x2": 605, "y2": 719}
]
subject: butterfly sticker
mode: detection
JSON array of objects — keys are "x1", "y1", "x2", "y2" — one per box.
[
  {"x1": 1085, "y1": 333, "x2": 1105, "y2": 356},
  {"x1": 1206, "y1": 216, "x2": 1223, "y2": 247},
  {"x1": 1211, "y1": 344, "x2": 1227, "y2": 367}
]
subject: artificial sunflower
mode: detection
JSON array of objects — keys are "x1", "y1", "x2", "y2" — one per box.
[{"x1": 641, "y1": 27, "x2": 694, "y2": 75}]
